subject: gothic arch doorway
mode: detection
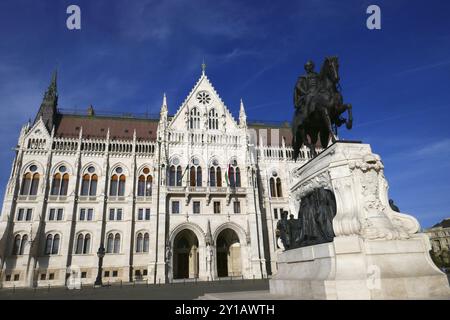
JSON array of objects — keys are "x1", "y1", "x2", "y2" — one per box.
[
  {"x1": 173, "y1": 229, "x2": 199, "y2": 279},
  {"x1": 216, "y1": 228, "x2": 241, "y2": 277}
]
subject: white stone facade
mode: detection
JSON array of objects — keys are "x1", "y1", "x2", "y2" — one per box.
[
  {"x1": 270, "y1": 142, "x2": 450, "y2": 299},
  {"x1": 0, "y1": 70, "x2": 315, "y2": 288}
]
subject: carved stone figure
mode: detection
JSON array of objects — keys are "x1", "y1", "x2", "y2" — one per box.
[
  {"x1": 292, "y1": 57, "x2": 353, "y2": 160},
  {"x1": 279, "y1": 187, "x2": 337, "y2": 250}
]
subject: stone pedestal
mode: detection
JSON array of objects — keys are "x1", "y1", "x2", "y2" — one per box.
[{"x1": 270, "y1": 142, "x2": 450, "y2": 299}]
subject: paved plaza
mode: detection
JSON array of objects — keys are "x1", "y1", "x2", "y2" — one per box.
[{"x1": 0, "y1": 279, "x2": 269, "y2": 300}]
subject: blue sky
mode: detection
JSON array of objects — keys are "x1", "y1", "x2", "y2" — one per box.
[{"x1": 0, "y1": 0, "x2": 449, "y2": 228}]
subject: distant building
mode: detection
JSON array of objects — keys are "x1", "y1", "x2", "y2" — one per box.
[
  {"x1": 424, "y1": 218, "x2": 450, "y2": 270},
  {"x1": 424, "y1": 219, "x2": 450, "y2": 252},
  {"x1": 0, "y1": 68, "x2": 319, "y2": 288}
]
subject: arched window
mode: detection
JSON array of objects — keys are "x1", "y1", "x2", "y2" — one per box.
[
  {"x1": 45, "y1": 234, "x2": 60, "y2": 255},
  {"x1": 209, "y1": 159, "x2": 222, "y2": 187},
  {"x1": 137, "y1": 168, "x2": 153, "y2": 197},
  {"x1": 90, "y1": 175, "x2": 98, "y2": 195},
  {"x1": 110, "y1": 167, "x2": 126, "y2": 196},
  {"x1": 83, "y1": 234, "x2": 91, "y2": 254},
  {"x1": 107, "y1": 233, "x2": 114, "y2": 253},
  {"x1": 30, "y1": 173, "x2": 40, "y2": 195},
  {"x1": 190, "y1": 167, "x2": 196, "y2": 187},
  {"x1": 217, "y1": 167, "x2": 222, "y2": 187},
  {"x1": 276, "y1": 178, "x2": 283, "y2": 197},
  {"x1": 226, "y1": 159, "x2": 241, "y2": 188},
  {"x1": 61, "y1": 173, "x2": 69, "y2": 195},
  {"x1": 176, "y1": 166, "x2": 182, "y2": 186},
  {"x1": 75, "y1": 233, "x2": 91, "y2": 254},
  {"x1": 13, "y1": 234, "x2": 21, "y2": 255},
  {"x1": 269, "y1": 173, "x2": 283, "y2": 198},
  {"x1": 114, "y1": 234, "x2": 121, "y2": 253},
  {"x1": 169, "y1": 165, "x2": 176, "y2": 186},
  {"x1": 190, "y1": 107, "x2": 200, "y2": 129},
  {"x1": 136, "y1": 233, "x2": 143, "y2": 253},
  {"x1": 197, "y1": 166, "x2": 202, "y2": 186},
  {"x1": 168, "y1": 158, "x2": 183, "y2": 187},
  {"x1": 52, "y1": 234, "x2": 60, "y2": 255},
  {"x1": 20, "y1": 173, "x2": 32, "y2": 195},
  {"x1": 110, "y1": 175, "x2": 118, "y2": 195},
  {"x1": 169, "y1": 165, "x2": 183, "y2": 187},
  {"x1": 80, "y1": 166, "x2": 98, "y2": 196},
  {"x1": 118, "y1": 175, "x2": 126, "y2": 196},
  {"x1": 190, "y1": 158, "x2": 202, "y2": 187},
  {"x1": 235, "y1": 167, "x2": 241, "y2": 187},
  {"x1": 209, "y1": 167, "x2": 216, "y2": 187},
  {"x1": 20, "y1": 235, "x2": 28, "y2": 255},
  {"x1": 51, "y1": 173, "x2": 61, "y2": 195},
  {"x1": 143, "y1": 233, "x2": 149, "y2": 252},
  {"x1": 45, "y1": 235, "x2": 53, "y2": 255},
  {"x1": 51, "y1": 166, "x2": 69, "y2": 196},
  {"x1": 20, "y1": 165, "x2": 40, "y2": 196},
  {"x1": 76, "y1": 234, "x2": 83, "y2": 254},
  {"x1": 106, "y1": 232, "x2": 121, "y2": 254},
  {"x1": 208, "y1": 108, "x2": 219, "y2": 130},
  {"x1": 269, "y1": 177, "x2": 276, "y2": 197}
]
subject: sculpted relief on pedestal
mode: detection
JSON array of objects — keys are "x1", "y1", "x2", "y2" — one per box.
[{"x1": 281, "y1": 147, "x2": 421, "y2": 251}]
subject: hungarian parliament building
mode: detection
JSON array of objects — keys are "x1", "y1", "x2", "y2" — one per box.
[{"x1": 0, "y1": 67, "x2": 317, "y2": 288}]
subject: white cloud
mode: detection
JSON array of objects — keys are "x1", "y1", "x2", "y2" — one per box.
[{"x1": 414, "y1": 139, "x2": 450, "y2": 157}]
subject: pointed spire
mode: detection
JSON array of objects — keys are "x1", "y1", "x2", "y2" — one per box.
[
  {"x1": 35, "y1": 70, "x2": 58, "y2": 130},
  {"x1": 44, "y1": 69, "x2": 58, "y2": 100},
  {"x1": 160, "y1": 93, "x2": 168, "y2": 120},
  {"x1": 201, "y1": 58, "x2": 206, "y2": 76},
  {"x1": 50, "y1": 70, "x2": 57, "y2": 92},
  {"x1": 239, "y1": 98, "x2": 247, "y2": 128},
  {"x1": 162, "y1": 93, "x2": 168, "y2": 112}
]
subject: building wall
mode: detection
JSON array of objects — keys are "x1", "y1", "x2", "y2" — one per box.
[
  {"x1": 0, "y1": 72, "x2": 315, "y2": 288},
  {"x1": 424, "y1": 226, "x2": 450, "y2": 253}
]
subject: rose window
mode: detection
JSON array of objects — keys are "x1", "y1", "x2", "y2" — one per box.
[{"x1": 196, "y1": 91, "x2": 211, "y2": 105}]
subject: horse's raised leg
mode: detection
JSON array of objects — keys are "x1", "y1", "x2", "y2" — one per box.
[
  {"x1": 346, "y1": 104, "x2": 353, "y2": 129},
  {"x1": 321, "y1": 107, "x2": 337, "y2": 144}
]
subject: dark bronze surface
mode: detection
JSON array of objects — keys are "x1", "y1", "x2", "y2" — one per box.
[
  {"x1": 292, "y1": 57, "x2": 353, "y2": 160},
  {"x1": 277, "y1": 188, "x2": 336, "y2": 250}
]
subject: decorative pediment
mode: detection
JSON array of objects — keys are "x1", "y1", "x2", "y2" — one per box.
[
  {"x1": 168, "y1": 72, "x2": 239, "y2": 131},
  {"x1": 26, "y1": 117, "x2": 52, "y2": 140}
]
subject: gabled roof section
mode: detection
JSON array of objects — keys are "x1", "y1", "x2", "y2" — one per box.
[
  {"x1": 168, "y1": 72, "x2": 238, "y2": 129},
  {"x1": 27, "y1": 117, "x2": 52, "y2": 139},
  {"x1": 432, "y1": 218, "x2": 450, "y2": 229}
]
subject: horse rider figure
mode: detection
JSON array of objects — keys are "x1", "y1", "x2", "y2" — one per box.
[{"x1": 294, "y1": 60, "x2": 320, "y2": 121}]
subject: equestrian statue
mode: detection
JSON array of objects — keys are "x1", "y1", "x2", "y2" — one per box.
[{"x1": 292, "y1": 57, "x2": 353, "y2": 160}]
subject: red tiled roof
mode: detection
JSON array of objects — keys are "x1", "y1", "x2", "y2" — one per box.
[
  {"x1": 55, "y1": 114, "x2": 159, "y2": 140},
  {"x1": 54, "y1": 114, "x2": 294, "y2": 146}
]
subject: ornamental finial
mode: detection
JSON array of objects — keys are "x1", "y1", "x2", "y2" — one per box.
[{"x1": 201, "y1": 58, "x2": 206, "y2": 75}]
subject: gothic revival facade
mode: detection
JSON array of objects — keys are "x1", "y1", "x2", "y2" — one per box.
[{"x1": 0, "y1": 68, "x2": 316, "y2": 288}]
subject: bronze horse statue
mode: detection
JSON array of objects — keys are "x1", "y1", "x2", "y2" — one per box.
[{"x1": 292, "y1": 57, "x2": 353, "y2": 160}]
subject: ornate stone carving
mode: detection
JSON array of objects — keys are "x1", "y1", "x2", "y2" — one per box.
[{"x1": 290, "y1": 143, "x2": 420, "y2": 243}]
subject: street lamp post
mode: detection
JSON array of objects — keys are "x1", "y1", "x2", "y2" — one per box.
[{"x1": 94, "y1": 246, "x2": 106, "y2": 287}]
